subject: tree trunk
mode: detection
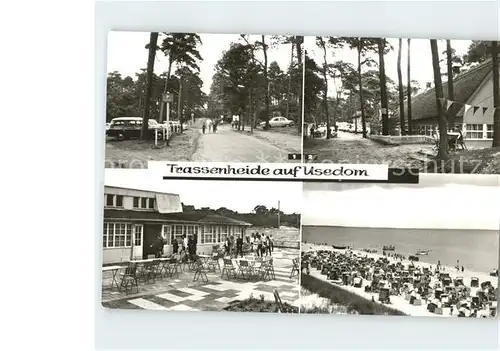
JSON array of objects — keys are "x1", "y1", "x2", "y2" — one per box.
[
  {"x1": 492, "y1": 41, "x2": 500, "y2": 147},
  {"x1": 286, "y1": 43, "x2": 293, "y2": 121},
  {"x1": 378, "y1": 38, "x2": 389, "y2": 136},
  {"x1": 319, "y1": 38, "x2": 331, "y2": 139},
  {"x1": 446, "y1": 40, "x2": 456, "y2": 126},
  {"x1": 159, "y1": 58, "x2": 173, "y2": 123},
  {"x1": 357, "y1": 40, "x2": 367, "y2": 138},
  {"x1": 177, "y1": 80, "x2": 183, "y2": 132},
  {"x1": 295, "y1": 36, "x2": 303, "y2": 136},
  {"x1": 141, "y1": 32, "x2": 158, "y2": 140},
  {"x1": 262, "y1": 35, "x2": 270, "y2": 128},
  {"x1": 430, "y1": 39, "x2": 449, "y2": 160},
  {"x1": 397, "y1": 38, "x2": 405, "y2": 137},
  {"x1": 407, "y1": 38, "x2": 412, "y2": 135},
  {"x1": 249, "y1": 90, "x2": 253, "y2": 133}
]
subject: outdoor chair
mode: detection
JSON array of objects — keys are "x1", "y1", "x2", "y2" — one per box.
[
  {"x1": 268, "y1": 258, "x2": 276, "y2": 280},
  {"x1": 138, "y1": 261, "x2": 157, "y2": 283},
  {"x1": 119, "y1": 262, "x2": 139, "y2": 294},
  {"x1": 206, "y1": 255, "x2": 221, "y2": 273},
  {"x1": 237, "y1": 260, "x2": 255, "y2": 280},
  {"x1": 193, "y1": 259, "x2": 209, "y2": 283},
  {"x1": 256, "y1": 260, "x2": 274, "y2": 281},
  {"x1": 221, "y1": 258, "x2": 237, "y2": 279},
  {"x1": 169, "y1": 256, "x2": 182, "y2": 278},
  {"x1": 289, "y1": 258, "x2": 299, "y2": 279},
  {"x1": 273, "y1": 290, "x2": 285, "y2": 313}
]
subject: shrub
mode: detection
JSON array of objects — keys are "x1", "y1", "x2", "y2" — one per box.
[{"x1": 300, "y1": 273, "x2": 406, "y2": 316}]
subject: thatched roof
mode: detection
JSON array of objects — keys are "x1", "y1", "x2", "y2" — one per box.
[{"x1": 393, "y1": 59, "x2": 493, "y2": 121}]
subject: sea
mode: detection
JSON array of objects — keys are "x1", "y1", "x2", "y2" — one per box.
[{"x1": 303, "y1": 226, "x2": 499, "y2": 273}]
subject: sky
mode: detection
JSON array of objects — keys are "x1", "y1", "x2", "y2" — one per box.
[
  {"x1": 302, "y1": 175, "x2": 500, "y2": 230},
  {"x1": 305, "y1": 37, "x2": 472, "y2": 97},
  {"x1": 107, "y1": 31, "x2": 296, "y2": 95},
  {"x1": 104, "y1": 169, "x2": 302, "y2": 214}
]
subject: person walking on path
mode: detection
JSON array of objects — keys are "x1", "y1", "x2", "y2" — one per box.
[
  {"x1": 202, "y1": 123, "x2": 206, "y2": 134},
  {"x1": 269, "y1": 235, "x2": 274, "y2": 254}
]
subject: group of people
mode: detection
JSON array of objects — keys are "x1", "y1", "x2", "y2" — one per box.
[
  {"x1": 249, "y1": 232, "x2": 274, "y2": 257},
  {"x1": 223, "y1": 235, "x2": 244, "y2": 258},
  {"x1": 202, "y1": 118, "x2": 218, "y2": 134},
  {"x1": 153, "y1": 234, "x2": 197, "y2": 262}
]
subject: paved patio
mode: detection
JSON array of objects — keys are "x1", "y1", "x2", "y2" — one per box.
[{"x1": 101, "y1": 248, "x2": 300, "y2": 311}]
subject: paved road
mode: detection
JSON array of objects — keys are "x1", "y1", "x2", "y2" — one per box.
[{"x1": 191, "y1": 124, "x2": 297, "y2": 163}]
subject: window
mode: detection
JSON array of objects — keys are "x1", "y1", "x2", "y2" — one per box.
[
  {"x1": 161, "y1": 225, "x2": 171, "y2": 245},
  {"x1": 173, "y1": 225, "x2": 183, "y2": 243},
  {"x1": 203, "y1": 225, "x2": 214, "y2": 244},
  {"x1": 103, "y1": 223, "x2": 107, "y2": 248},
  {"x1": 133, "y1": 197, "x2": 139, "y2": 208},
  {"x1": 220, "y1": 225, "x2": 228, "y2": 242},
  {"x1": 148, "y1": 198, "x2": 155, "y2": 209},
  {"x1": 106, "y1": 194, "x2": 114, "y2": 206},
  {"x1": 106, "y1": 223, "x2": 114, "y2": 247},
  {"x1": 141, "y1": 198, "x2": 147, "y2": 208},
  {"x1": 103, "y1": 222, "x2": 134, "y2": 248},
  {"x1": 466, "y1": 124, "x2": 483, "y2": 139},
  {"x1": 134, "y1": 225, "x2": 143, "y2": 246},
  {"x1": 116, "y1": 195, "x2": 123, "y2": 207},
  {"x1": 487, "y1": 124, "x2": 494, "y2": 139}
]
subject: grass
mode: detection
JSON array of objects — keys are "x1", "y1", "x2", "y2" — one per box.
[
  {"x1": 300, "y1": 273, "x2": 406, "y2": 316},
  {"x1": 426, "y1": 147, "x2": 500, "y2": 174},
  {"x1": 105, "y1": 122, "x2": 203, "y2": 168},
  {"x1": 223, "y1": 293, "x2": 299, "y2": 313}
]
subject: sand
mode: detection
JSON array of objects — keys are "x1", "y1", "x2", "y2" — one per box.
[{"x1": 303, "y1": 243, "x2": 497, "y2": 317}]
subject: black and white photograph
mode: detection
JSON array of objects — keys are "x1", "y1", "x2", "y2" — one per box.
[
  {"x1": 101, "y1": 169, "x2": 301, "y2": 312},
  {"x1": 105, "y1": 32, "x2": 304, "y2": 168},
  {"x1": 299, "y1": 175, "x2": 499, "y2": 317},
  {"x1": 303, "y1": 36, "x2": 500, "y2": 174}
]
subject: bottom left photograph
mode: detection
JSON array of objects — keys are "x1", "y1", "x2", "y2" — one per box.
[{"x1": 101, "y1": 169, "x2": 301, "y2": 313}]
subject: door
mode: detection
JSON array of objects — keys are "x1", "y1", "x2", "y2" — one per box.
[
  {"x1": 143, "y1": 223, "x2": 162, "y2": 258},
  {"x1": 132, "y1": 225, "x2": 143, "y2": 260}
]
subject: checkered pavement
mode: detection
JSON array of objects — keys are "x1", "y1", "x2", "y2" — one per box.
[{"x1": 102, "y1": 248, "x2": 300, "y2": 312}]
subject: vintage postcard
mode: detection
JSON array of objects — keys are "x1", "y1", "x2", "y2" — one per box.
[{"x1": 105, "y1": 32, "x2": 304, "y2": 167}]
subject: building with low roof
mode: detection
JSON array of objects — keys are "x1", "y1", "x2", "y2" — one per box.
[
  {"x1": 393, "y1": 59, "x2": 498, "y2": 148},
  {"x1": 103, "y1": 186, "x2": 252, "y2": 264}
]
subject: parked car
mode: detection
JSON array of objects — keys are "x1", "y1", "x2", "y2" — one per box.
[
  {"x1": 259, "y1": 116, "x2": 294, "y2": 128},
  {"x1": 106, "y1": 117, "x2": 165, "y2": 140}
]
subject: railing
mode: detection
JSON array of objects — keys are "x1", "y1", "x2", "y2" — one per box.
[{"x1": 369, "y1": 135, "x2": 434, "y2": 145}]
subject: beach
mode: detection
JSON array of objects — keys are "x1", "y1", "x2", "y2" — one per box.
[{"x1": 301, "y1": 243, "x2": 498, "y2": 317}]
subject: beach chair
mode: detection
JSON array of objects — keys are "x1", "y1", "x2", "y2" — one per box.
[{"x1": 273, "y1": 290, "x2": 285, "y2": 313}]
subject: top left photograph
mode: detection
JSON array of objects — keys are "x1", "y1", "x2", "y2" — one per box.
[{"x1": 104, "y1": 32, "x2": 304, "y2": 168}]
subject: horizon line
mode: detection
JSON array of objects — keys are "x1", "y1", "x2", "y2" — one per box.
[{"x1": 301, "y1": 224, "x2": 499, "y2": 232}]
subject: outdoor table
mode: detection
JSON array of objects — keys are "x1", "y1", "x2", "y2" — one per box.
[
  {"x1": 102, "y1": 265, "x2": 123, "y2": 289},
  {"x1": 131, "y1": 258, "x2": 156, "y2": 264}
]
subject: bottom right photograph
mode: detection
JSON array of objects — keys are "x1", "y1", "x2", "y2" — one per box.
[{"x1": 299, "y1": 175, "x2": 500, "y2": 318}]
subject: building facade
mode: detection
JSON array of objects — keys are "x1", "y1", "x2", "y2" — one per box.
[
  {"x1": 394, "y1": 59, "x2": 498, "y2": 148},
  {"x1": 102, "y1": 186, "x2": 251, "y2": 264}
]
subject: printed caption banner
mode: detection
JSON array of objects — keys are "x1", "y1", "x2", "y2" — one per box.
[{"x1": 148, "y1": 162, "x2": 420, "y2": 183}]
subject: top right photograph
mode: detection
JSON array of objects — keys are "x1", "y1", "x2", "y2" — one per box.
[{"x1": 303, "y1": 37, "x2": 500, "y2": 174}]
